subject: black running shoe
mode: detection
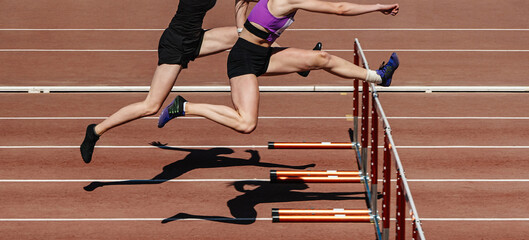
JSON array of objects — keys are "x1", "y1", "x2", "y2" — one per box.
[{"x1": 80, "y1": 124, "x2": 99, "y2": 164}]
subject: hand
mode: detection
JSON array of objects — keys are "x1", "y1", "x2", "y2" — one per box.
[{"x1": 378, "y1": 3, "x2": 399, "y2": 16}]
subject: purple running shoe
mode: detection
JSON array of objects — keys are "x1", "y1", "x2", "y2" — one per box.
[
  {"x1": 376, "y1": 52, "x2": 399, "y2": 87},
  {"x1": 158, "y1": 95, "x2": 187, "y2": 128}
]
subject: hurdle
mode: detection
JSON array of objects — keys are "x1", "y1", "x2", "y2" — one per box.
[{"x1": 269, "y1": 39, "x2": 426, "y2": 240}]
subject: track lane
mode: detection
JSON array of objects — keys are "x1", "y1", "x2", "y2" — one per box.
[
  {"x1": 2, "y1": 0, "x2": 528, "y2": 29},
  {"x1": 2, "y1": 51, "x2": 527, "y2": 86},
  {"x1": 0, "y1": 148, "x2": 353, "y2": 179},
  {"x1": 2, "y1": 0, "x2": 529, "y2": 238},
  {"x1": 0, "y1": 221, "x2": 376, "y2": 240},
  {"x1": 2, "y1": 93, "x2": 528, "y2": 118},
  {"x1": 3, "y1": 30, "x2": 528, "y2": 50}
]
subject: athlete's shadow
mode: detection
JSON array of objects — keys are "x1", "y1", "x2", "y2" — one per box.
[
  {"x1": 83, "y1": 142, "x2": 315, "y2": 191},
  {"x1": 162, "y1": 180, "x2": 366, "y2": 225}
]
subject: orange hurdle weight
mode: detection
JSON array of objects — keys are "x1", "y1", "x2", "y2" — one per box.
[
  {"x1": 270, "y1": 170, "x2": 363, "y2": 183},
  {"x1": 273, "y1": 215, "x2": 372, "y2": 223},
  {"x1": 272, "y1": 208, "x2": 372, "y2": 223}
]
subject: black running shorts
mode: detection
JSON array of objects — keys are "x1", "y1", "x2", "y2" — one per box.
[
  {"x1": 227, "y1": 38, "x2": 273, "y2": 79},
  {"x1": 157, "y1": 28, "x2": 206, "y2": 68}
]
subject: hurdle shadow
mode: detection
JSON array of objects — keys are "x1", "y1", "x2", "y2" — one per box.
[
  {"x1": 162, "y1": 180, "x2": 366, "y2": 225},
  {"x1": 83, "y1": 142, "x2": 315, "y2": 191}
]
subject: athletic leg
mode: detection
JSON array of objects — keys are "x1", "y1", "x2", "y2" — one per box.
[
  {"x1": 95, "y1": 64, "x2": 182, "y2": 134},
  {"x1": 297, "y1": 42, "x2": 323, "y2": 77},
  {"x1": 196, "y1": 26, "x2": 239, "y2": 57},
  {"x1": 185, "y1": 74, "x2": 260, "y2": 134},
  {"x1": 265, "y1": 47, "x2": 368, "y2": 79},
  {"x1": 265, "y1": 48, "x2": 398, "y2": 85},
  {"x1": 80, "y1": 64, "x2": 181, "y2": 163}
]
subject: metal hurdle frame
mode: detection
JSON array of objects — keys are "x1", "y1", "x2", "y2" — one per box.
[
  {"x1": 352, "y1": 40, "x2": 381, "y2": 239},
  {"x1": 353, "y1": 38, "x2": 426, "y2": 240},
  {"x1": 268, "y1": 38, "x2": 425, "y2": 239}
]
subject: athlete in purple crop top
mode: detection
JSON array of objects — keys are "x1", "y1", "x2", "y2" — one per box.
[
  {"x1": 246, "y1": 0, "x2": 296, "y2": 42},
  {"x1": 159, "y1": 0, "x2": 400, "y2": 135}
]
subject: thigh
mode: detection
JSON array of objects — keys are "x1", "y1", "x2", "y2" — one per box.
[
  {"x1": 265, "y1": 47, "x2": 317, "y2": 75},
  {"x1": 198, "y1": 27, "x2": 239, "y2": 57},
  {"x1": 229, "y1": 74, "x2": 260, "y2": 121},
  {"x1": 145, "y1": 64, "x2": 183, "y2": 106}
]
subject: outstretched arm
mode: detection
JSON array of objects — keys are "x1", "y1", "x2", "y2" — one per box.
[{"x1": 286, "y1": 0, "x2": 399, "y2": 16}]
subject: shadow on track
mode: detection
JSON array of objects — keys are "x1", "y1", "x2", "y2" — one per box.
[
  {"x1": 83, "y1": 141, "x2": 315, "y2": 191},
  {"x1": 162, "y1": 180, "x2": 366, "y2": 225}
]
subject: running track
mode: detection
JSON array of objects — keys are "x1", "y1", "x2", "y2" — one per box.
[{"x1": 1, "y1": 0, "x2": 529, "y2": 239}]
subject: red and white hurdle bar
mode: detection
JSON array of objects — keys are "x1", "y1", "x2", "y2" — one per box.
[
  {"x1": 270, "y1": 170, "x2": 363, "y2": 183},
  {"x1": 272, "y1": 208, "x2": 373, "y2": 223}
]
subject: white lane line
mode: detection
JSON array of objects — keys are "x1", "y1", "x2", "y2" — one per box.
[
  {"x1": 0, "y1": 116, "x2": 348, "y2": 120},
  {"x1": 418, "y1": 218, "x2": 529, "y2": 221},
  {"x1": 0, "y1": 145, "x2": 269, "y2": 149},
  {"x1": 0, "y1": 179, "x2": 269, "y2": 183},
  {"x1": 0, "y1": 217, "x2": 528, "y2": 222},
  {"x1": 1, "y1": 28, "x2": 529, "y2": 31},
  {"x1": 395, "y1": 146, "x2": 529, "y2": 149},
  {"x1": 1, "y1": 49, "x2": 528, "y2": 52},
  {"x1": 0, "y1": 218, "x2": 271, "y2": 222},
  {"x1": 2, "y1": 145, "x2": 529, "y2": 149},
  {"x1": 387, "y1": 117, "x2": 529, "y2": 120},
  {"x1": 365, "y1": 49, "x2": 529, "y2": 52},
  {"x1": 2, "y1": 116, "x2": 529, "y2": 120},
  {"x1": 289, "y1": 28, "x2": 529, "y2": 31},
  {"x1": 394, "y1": 179, "x2": 529, "y2": 182},
  {"x1": 0, "y1": 49, "x2": 155, "y2": 52},
  {"x1": 0, "y1": 29, "x2": 166, "y2": 31},
  {"x1": 1, "y1": 179, "x2": 528, "y2": 183}
]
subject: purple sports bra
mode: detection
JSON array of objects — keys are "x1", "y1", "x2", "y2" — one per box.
[{"x1": 247, "y1": 0, "x2": 296, "y2": 42}]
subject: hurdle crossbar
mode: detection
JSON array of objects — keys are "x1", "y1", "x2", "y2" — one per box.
[
  {"x1": 271, "y1": 170, "x2": 361, "y2": 177},
  {"x1": 268, "y1": 142, "x2": 354, "y2": 149},
  {"x1": 270, "y1": 175, "x2": 363, "y2": 183}
]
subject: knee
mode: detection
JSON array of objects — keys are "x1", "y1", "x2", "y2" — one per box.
[
  {"x1": 235, "y1": 118, "x2": 257, "y2": 134},
  {"x1": 142, "y1": 101, "x2": 163, "y2": 116},
  {"x1": 308, "y1": 51, "x2": 331, "y2": 68}
]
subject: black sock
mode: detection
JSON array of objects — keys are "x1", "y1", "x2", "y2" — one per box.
[{"x1": 80, "y1": 124, "x2": 100, "y2": 164}]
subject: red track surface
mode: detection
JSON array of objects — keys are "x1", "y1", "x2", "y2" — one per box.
[{"x1": 1, "y1": 0, "x2": 529, "y2": 239}]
